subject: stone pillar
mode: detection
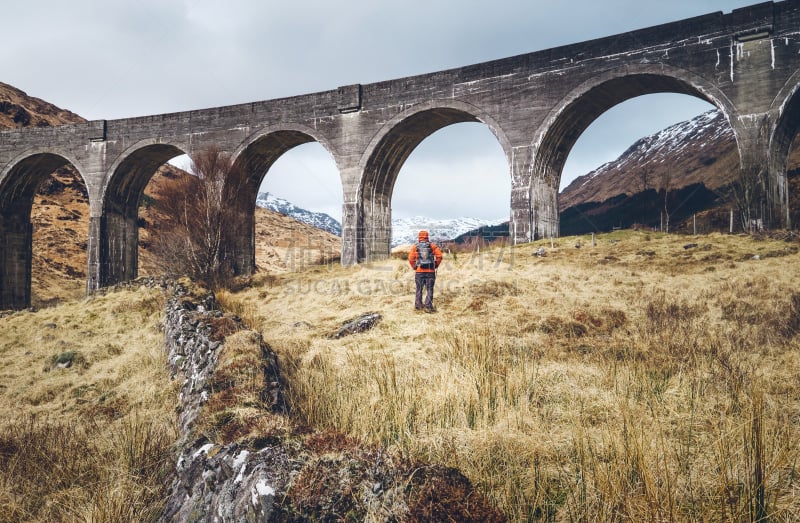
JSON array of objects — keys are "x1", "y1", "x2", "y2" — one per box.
[
  {"x1": 767, "y1": 128, "x2": 793, "y2": 230},
  {"x1": 0, "y1": 216, "x2": 32, "y2": 310},
  {"x1": 86, "y1": 215, "x2": 103, "y2": 292},
  {"x1": 340, "y1": 200, "x2": 361, "y2": 265},
  {"x1": 87, "y1": 209, "x2": 139, "y2": 291},
  {"x1": 509, "y1": 185, "x2": 532, "y2": 245},
  {"x1": 108, "y1": 209, "x2": 138, "y2": 284},
  {"x1": 510, "y1": 145, "x2": 534, "y2": 244},
  {"x1": 369, "y1": 196, "x2": 392, "y2": 262},
  {"x1": 731, "y1": 114, "x2": 776, "y2": 229},
  {"x1": 531, "y1": 176, "x2": 559, "y2": 240},
  {"x1": 361, "y1": 191, "x2": 392, "y2": 263},
  {"x1": 729, "y1": 31, "x2": 786, "y2": 229},
  {"x1": 511, "y1": 143, "x2": 558, "y2": 243},
  {"x1": 341, "y1": 167, "x2": 388, "y2": 265},
  {"x1": 229, "y1": 202, "x2": 256, "y2": 276},
  {"x1": 769, "y1": 155, "x2": 792, "y2": 230}
]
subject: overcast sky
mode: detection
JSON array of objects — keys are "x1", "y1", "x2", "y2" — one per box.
[{"x1": 3, "y1": 0, "x2": 758, "y2": 221}]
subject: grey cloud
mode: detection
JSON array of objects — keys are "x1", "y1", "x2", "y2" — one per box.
[{"x1": 3, "y1": 0, "x2": 760, "y2": 220}]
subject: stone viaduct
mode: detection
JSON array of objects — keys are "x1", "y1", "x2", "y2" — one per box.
[{"x1": 3, "y1": 0, "x2": 800, "y2": 309}]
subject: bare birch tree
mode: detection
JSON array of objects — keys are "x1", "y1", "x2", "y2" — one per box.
[
  {"x1": 660, "y1": 169, "x2": 673, "y2": 233},
  {"x1": 151, "y1": 146, "x2": 248, "y2": 287}
]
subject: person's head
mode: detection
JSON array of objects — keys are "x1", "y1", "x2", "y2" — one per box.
[{"x1": 418, "y1": 230, "x2": 429, "y2": 242}]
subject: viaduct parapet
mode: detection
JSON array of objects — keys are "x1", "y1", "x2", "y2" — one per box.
[{"x1": 2, "y1": 1, "x2": 800, "y2": 308}]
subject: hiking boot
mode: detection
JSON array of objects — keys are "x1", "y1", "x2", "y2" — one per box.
[{"x1": 425, "y1": 306, "x2": 436, "y2": 313}]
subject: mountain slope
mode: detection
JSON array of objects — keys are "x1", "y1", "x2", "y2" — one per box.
[
  {"x1": 0, "y1": 81, "x2": 83, "y2": 128},
  {"x1": 558, "y1": 109, "x2": 800, "y2": 234},
  {"x1": 559, "y1": 110, "x2": 739, "y2": 211},
  {"x1": 255, "y1": 192, "x2": 342, "y2": 236}
]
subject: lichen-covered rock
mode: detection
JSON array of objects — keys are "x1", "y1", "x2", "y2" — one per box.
[
  {"x1": 330, "y1": 312, "x2": 382, "y2": 339},
  {"x1": 164, "y1": 440, "x2": 294, "y2": 522},
  {"x1": 163, "y1": 284, "x2": 224, "y2": 435},
  {"x1": 162, "y1": 283, "x2": 295, "y2": 522}
]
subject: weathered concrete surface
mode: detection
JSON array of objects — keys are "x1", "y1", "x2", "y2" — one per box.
[{"x1": 3, "y1": 1, "x2": 800, "y2": 308}]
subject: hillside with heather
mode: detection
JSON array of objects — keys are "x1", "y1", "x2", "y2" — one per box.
[
  {"x1": 558, "y1": 109, "x2": 800, "y2": 234},
  {"x1": 0, "y1": 81, "x2": 83, "y2": 128}
]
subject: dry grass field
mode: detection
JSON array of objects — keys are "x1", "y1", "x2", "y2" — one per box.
[
  {"x1": 2, "y1": 230, "x2": 800, "y2": 521},
  {"x1": 0, "y1": 287, "x2": 177, "y2": 522},
  {"x1": 217, "y1": 230, "x2": 800, "y2": 522}
]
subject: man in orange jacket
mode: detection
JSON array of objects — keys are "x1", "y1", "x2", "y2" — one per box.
[{"x1": 408, "y1": 230, "x2": 443, "y2": 312}]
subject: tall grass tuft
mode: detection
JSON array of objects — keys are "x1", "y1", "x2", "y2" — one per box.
[
  {"x1": 0, "y1": 287, "x2": 177, "y2": 522},
  {"x1": 0, "y1": 414, "x2": 174, "y2": 522}
]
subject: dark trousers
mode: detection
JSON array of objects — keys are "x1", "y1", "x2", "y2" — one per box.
[{"x1": 415, "y1": 272, "x2": 436, "y2": 309}]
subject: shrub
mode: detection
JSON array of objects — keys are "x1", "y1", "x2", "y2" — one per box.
[{"x1": 150, "y1": 146, "x2": 249, "y2": 289}]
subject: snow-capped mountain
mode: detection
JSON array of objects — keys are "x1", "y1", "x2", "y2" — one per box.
[
  {"x1": 559, "y1": 109, "x2": 738, "y2": 211},
  {"x1": 256, "y1": 192, "x2": 342, "y2": 236},
  {"x1": 256, "y1": 192, "x2": 505, "y2": 246},
  {"x1": 391, "y1": 216, "x2": 506, "y2": 247},
  {"x1": 554, "y1": 107, "x2": 769, "y2": 235}
]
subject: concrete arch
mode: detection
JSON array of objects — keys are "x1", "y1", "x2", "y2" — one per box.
[
  {"x1": 1, "y1": 148, "x2": 87, "y2": 211},
  {"x1": 233, "y1": 122, "x2": 341, "y2": 181},
  {"x1": 767, "y1": 70, "x2": 800, "y2": 228},
  {"x1": 102, "y1": 138, "x2": 189, "y2": 216},
  {"x1": 94, "y1": 139, "x2": 189, "y2": 288},
  {"x1": 0, "y1": 149, "x2": 89, "y2": 309},
  {"x1": 529, "y1": 65, "x2": 739, "y2": 239},
  {"x1": 229, "y1": 124, "x2": 343, "y2": 275},
  {"x1": 360, "y1": 100, "x2": 513, "y2": 200},
  {"x1": 356, "y1": 100, "x2": 513, "y2": 261}
]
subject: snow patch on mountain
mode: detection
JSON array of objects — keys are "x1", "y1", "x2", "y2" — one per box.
[
  {"x1": 256, "y1": 192, "x2": 342, "y2": 235},
  {"x1": 256, "y1": 193, "x2": 504, "y2": 247},
  {"x1": 572, "y1": 109, "x2": 730, "y2": 190},
  {"x1": 391, "y1": 216, "x2": 506, "y2": 247}
]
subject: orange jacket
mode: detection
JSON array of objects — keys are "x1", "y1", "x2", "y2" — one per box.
[{"x1": 408, "y1": 231, "x2": 443, "y2": 273}]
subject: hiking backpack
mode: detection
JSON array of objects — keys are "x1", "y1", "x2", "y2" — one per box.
[{"x1": 415, "y1": 241, "x2": 436, "y2": 269}]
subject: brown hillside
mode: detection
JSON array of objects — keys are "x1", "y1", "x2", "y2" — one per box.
[
  {"x1": 252, "y1": 207, "x2": 341, "y2": 271},
  {"x1": 1, "y1": 82, "x2": 90, "y2": 306},
  {"x1": 0, "y1": 82, "x2": 84, "y2": 128},
  {"x1": 559, "y1": 110, "x2": 800, "y2": 234},
  {"x1": 29, "y1": 168, "x2": 91, "y2": 306},
  {"x1": 560, "y1": 110, "x2": 800, "y2": 210},
  {"x1": 560, "y1": 111, "x2": 734, "y2": 210},
  {"x1": 137, "y1": 169, "x2": 341, "y2": 276}
]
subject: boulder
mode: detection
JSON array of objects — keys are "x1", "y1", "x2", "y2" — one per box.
[{"x1": 330, "y1": 312, "x2": 382, "y2": 339}]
